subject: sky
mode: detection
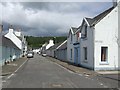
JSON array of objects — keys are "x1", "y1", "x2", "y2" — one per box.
[{"x1": 0, "y1": 0, "x2": 113, "y2": 36}]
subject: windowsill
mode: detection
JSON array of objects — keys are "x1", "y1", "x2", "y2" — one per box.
[{"x1": 99, "y1": 62, "x2": 109, "y2": 65}]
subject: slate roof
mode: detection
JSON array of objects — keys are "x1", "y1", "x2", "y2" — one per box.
[
  {"x1": 71, "y1": 27, "x2": 78, "y2": 33},
  {"x1": 47, "y1": 42, "x2": 63, "y2": 50},
  {"x1": 0, "y1": 34, "x2": 20, "y2": 50},
  {"x1": 85, "y1": 7, "x2": 114, "y2": 26},
  {"x1": 57, "y1": 41, "x2": 67, "y2": 50}
]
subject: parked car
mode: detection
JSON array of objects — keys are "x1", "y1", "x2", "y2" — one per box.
[
  {"x1": 42, "y1": 53, "x2": 47, "y2": 57},
  {"x1": 27, "y1": 51, "x2": 34, "y2": 58}
]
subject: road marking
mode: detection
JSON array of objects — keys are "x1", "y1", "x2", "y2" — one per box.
[
  {"x1": 7, "y1": 59, "x2": 28, "y2": 80},
  {"x1": 2, "y1": 80, "x2": 6, "y2": 83},
  {"x1": 14, "y1": 59, "x2": 28, "y2": 73},
  {"x1": 7, "y1": 73, "x2": 14, "y2": 79}
]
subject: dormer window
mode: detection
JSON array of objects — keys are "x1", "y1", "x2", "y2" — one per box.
[
  {"x1": 71, "y1": 34, "x2": 72, "y2": 42},
  {"x1": 81, "y1": 25, "x2": 87, "y2": 39},
  {"x1": 84, "y1": 25, "x2": 87, "y2": 38}
]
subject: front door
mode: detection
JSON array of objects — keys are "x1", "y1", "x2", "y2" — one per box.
[{"x1": 74, "y1": 47, "x2": 80, "y2": 65}]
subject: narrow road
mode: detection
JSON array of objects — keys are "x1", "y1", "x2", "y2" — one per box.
[{"x1": 3, "y1": 54, "x2": 105, "y2": 88}]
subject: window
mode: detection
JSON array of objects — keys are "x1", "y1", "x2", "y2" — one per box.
[
  {"x1": 84, "y1": 25, "x2": 87, "y2": 38},
  {"x1": 76, "y1": 32, "x2": 79, "y2": 42},
  {"x1": 101, "y1": 47, "x2": 108, "y2": 62},
  {"x1": 84, "y1": 47, "x2": 87, "y2": 60},
  {"x1": 71, "y1": 34, "x2": 72, "y2": 42},
  {"x1": 81, "y1": 25, "x2": 87, "y2": 39},
  {"x1": 70, "y1": 49, "x2": 72, "y2": 60}
]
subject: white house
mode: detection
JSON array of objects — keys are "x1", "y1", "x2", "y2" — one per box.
[
  {"x1": 80, "y1": 1, "x2": 119, "y2": 70},
  {"x1": 41, "y1": 40, "x2": 54, "y2": 54},
  {"x1": 5, "y1": 26, "x2": 22, "y2": 50},
  {"x1": 73, "y1": 27, "x2": 81, "y2": 65},
  {"x1": 55, "y1": 40, "x2": 67, "y2": 61},
  {"x1": 14, "y1": 29, "x2": 28, "y2": 56},
  {"x1": 4, "y1": 25, "x2": 27, "y2": 58},
  {"x1": 67, "y1": 27, "x2": 78, "y2": 64},
  {"x1": 46, "y1": 40, "x2": 54, "y2": 50}
]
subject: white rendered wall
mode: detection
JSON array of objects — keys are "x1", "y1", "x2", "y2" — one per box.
[
  {"x1": 67, "y1": 33, "x2": 74, "y2": 63},
  {"x1": 94, "y1": 6, "x2": 118, "y2": 70},
  {"x1": 46, "y1": 40, "x2": 54, "y2": 50},
  {"x1": 80, "y1": 23, "x2": 94, "y2": 69}
]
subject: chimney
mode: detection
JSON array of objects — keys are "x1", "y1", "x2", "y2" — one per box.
[
  {"x1": 113, "y1": 0, "x2": 117, "y2": 7},
  {"x1": 0, "y1": 25, "x2": 3, "y2": 33},
  {"x1": 9, "y1": 25, "x2": 14, "y2": 33}
]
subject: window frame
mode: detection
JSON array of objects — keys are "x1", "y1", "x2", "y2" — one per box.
[
  {"x1": 101, "y1": 47, "x2": 108, "y2": 62},
  {"x1": 84, "y1": 47, "x2": 87, "y2": 60},
  {"x1": 70, "y1": 49, "x2": 72, "y2": 60}
]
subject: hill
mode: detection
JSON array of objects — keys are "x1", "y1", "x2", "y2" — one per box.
[{"x1": 25, "y1": 36, "x2": 67, "y2": 48}]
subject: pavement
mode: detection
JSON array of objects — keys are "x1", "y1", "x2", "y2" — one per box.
[
  {"x1": 2, "y1": 57, "x2": 28, "y2": 76},
  {"x1": 47, "y1": 56, "x2": 120, "y2": 75}
]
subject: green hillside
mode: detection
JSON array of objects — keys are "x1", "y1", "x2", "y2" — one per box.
[{"x1": 25, "y1": 36, "x2": 67, "y2": 48}]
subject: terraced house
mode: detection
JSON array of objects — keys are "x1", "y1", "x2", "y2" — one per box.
[
  {"x1": 67, "y1": 1, "x2": 120, "y2": 70},
  {"x1": 0, "y1": 25, "x2": 27, "y2": 66}
]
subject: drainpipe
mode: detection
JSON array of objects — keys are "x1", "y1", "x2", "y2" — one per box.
[
  {"x1": 118, "y1": 1, "x2": 120, "y2": 70},
  {"x1": 93, "y1": 26, "x2": 95, "y2": 70}
]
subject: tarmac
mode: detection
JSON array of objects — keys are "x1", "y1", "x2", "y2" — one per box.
[
  {"x1": 1, "y1": 57, "x2": 28, "y2": 76},
  {"x1": 1, "y1": 55, "x2": 119, "y2": 88},
  {"x1": 1, "y1": 55, "x2": 120, "y2": 85}
]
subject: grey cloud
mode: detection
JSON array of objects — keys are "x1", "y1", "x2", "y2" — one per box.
[{"x1": 1, "y1": 2, "x2": 113, "y2": 36}]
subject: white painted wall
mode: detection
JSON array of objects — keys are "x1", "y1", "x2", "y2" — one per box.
[
  {"x1": 46, "y1": 40, "x2": 54, "y2": 50},
  {"x1": 94, "y1": 6, "x2": 119, "y2": 70},
  {"x1": 80, "y1": 21, "x2": 94, "y2": 69},
  {"x1": 118, "y1": 0, "x2": 120, "y2": 70},
  {"x1": 67, "y1": 31, "x2": 75, "y2": 63}
]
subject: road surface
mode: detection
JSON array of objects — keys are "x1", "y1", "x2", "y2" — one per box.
[{"x1": 2, "y1": 54, "x2": 112, "y2": 88}]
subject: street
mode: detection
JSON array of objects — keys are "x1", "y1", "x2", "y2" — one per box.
[{"x1": 2, "y1": 54, "x2": 109, "y2": 88}]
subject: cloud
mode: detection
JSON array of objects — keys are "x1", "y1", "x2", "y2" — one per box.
[{"x1": 1, "y1": 2, "x2": 113, "y2": 36}]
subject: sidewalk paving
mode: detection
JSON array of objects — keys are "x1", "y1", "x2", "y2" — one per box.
[
  {"x1": 47, "y1": 56, "x2": 120, "y2": 78},
  {"x1": 1, "y1": 57, "x2": 28, "y2": 76}
]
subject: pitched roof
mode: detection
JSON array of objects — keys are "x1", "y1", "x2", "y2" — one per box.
[
  {"x1": 57, "y1": 40, "x2": 67, "y2": 50},
  {"x1": 0, "y1": 34, "x2": 20, "y2": 50},
  {"x1": 85, "y1": 6, "x2": 114, "y2": 26},
  {"x1": 71, "y1": 27, "x2": 78, "y2": 33},
  {"x1": 47, "y1": 42, "x2": 63, "y2": 50}
]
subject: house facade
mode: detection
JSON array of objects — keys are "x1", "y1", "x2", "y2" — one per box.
[
  {"x1": 0, "y1": 34, "x2": 21, "y2": 65},
  {"x1": 73, "y1": 27, "x2": 81, "y2": 65},
  {"x1": 80, "y1": 2, "x2": 119, "y2": 70},
  {"x1": 41, "y1": 40, "x2": 54, "y2": 54},
  {"x1": 14, "y1": 30, "x2": 28, "y2": 56},
  {"x1": 0, "y1": 25, "x2": 27, "y2": 65},
  {"x1": 55, "y1": 40, "x2": 67, "y2": 61},
  {"x1": 67, "y1": 27, "x2": 78, "y2": 64},
  {"x1": 46, "y1": 42, "x2": 62, "y2": 58}
]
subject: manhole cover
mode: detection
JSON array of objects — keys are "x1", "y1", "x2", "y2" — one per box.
[{"x1": 51, "y1": 83, "x2": 63, "y2": 88}]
